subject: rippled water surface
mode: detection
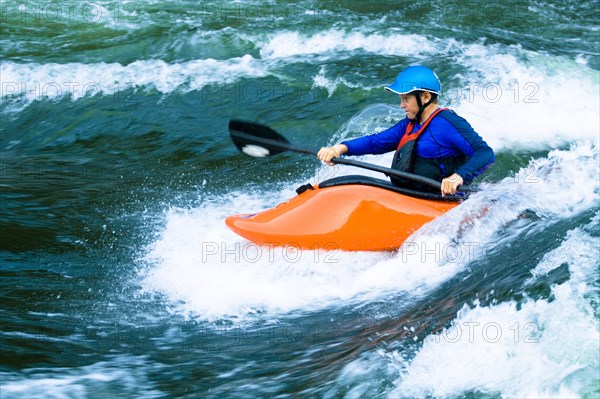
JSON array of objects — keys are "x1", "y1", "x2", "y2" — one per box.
[{"x1": 1, "y1": 1, "x2": 599, "y2": 398}]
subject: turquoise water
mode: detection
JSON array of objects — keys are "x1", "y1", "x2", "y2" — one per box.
[{"x1": 1, "y1": 1, "x2": 599, "y2": 398}]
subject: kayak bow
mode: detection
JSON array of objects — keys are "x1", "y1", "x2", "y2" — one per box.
[{"x1": 226, "y1": 175, "x2": 460, "y2": 251}]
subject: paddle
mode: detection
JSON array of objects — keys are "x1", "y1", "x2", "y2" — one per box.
[{"x1": 229, "y1": 119, "x2": 470, "y2": 192}]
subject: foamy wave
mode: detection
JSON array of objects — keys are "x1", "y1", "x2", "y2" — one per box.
[
  {"x1": 0, "y1": 356, "x2": 165, "y2": 399},
  {"x1": 447, "y1": 42, "x2": 600, "y2": 150},
  {"x1": 495, "y1": 144, "x2": 600, "y2": 218},
  {"x1": 139, "y1": 191, "x2": 394, "y2": 322},
  {"x1": 0, "y1": 54, "x2": 268, "y2": 105},
  {"x1": 393, "y1": 290, "x2": 598, "y2": 398},
  {"x1": 259, "y1": 29, "x2": 437, "y2": 59},
  {"x1": 139, "y1": 181, "x2": 477, "y2": 322},
  {"x1": 312, "y1": 65, "x2": 369, "y2": 98},
  {"x1": 391, "y1": 218, "x2": 599, "y2": 398}
]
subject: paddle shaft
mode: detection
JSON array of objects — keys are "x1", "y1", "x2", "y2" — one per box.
[{"x1": 232, "y1": 130, "x2": 445, "y2": 190}]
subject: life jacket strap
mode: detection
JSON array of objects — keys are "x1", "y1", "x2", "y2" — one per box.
[{"x1": 397, "y1": 107, "x2": 448, "y2": 150}]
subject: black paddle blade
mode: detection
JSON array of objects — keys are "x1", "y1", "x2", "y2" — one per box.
[{"x1": 229, "y1": 119, "x2": 291, "y2": 157}]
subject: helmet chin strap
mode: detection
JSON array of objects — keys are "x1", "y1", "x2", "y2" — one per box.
[{"x1": 411, "y1": 91, "x2": 434, "y2": 124}]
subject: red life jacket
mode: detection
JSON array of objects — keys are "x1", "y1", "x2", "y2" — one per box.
[{"x1": 391, "y1": 107, "x2": 448, "y2": 175}]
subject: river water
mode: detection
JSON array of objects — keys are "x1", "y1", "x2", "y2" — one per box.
[{"x1": 1, "y1": 1, "x2": 599, "y2": 398}]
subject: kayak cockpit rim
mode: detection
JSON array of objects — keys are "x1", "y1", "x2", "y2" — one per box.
[{"x1": 308, "y1": 175, "x2": 467, "y2": 202}]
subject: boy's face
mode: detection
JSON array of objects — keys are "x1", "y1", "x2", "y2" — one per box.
[
  {"x1": 400, "y1": 93, "x2": 419, "y2": 120},
  {"x1": 400, "y1": 92, "x2": 432, "y2": 121}
]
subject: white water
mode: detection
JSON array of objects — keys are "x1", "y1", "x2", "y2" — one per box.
[
  {"x1": 0, "y1": 55, "x2": 268, "y2": 104},
  {"x1": 258, "y1": 29, "x2": 437, "y2": 59},
  {"x1": 140, "y1": 142, "x2": 598, "y2": 325},
  {"x1": 450, "y1": 42, "x2": 600, "y2": 150},
  {"x1": 386, "y1": 214, "x2": 599, "y2": 398},
  {"x1": 0, "y1": 356, "x2": 166, "y2": 399}
]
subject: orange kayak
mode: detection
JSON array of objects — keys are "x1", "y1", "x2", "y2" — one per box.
[{"x1": 225, "y1": 175, "x2": 461, "y2": 251}]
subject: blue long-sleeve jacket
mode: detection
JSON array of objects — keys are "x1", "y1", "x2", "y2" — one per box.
[{"x1": 342, "y1": 109, "x2": 494, "y2": 183}]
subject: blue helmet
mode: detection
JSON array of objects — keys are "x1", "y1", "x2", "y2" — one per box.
[{"x1": 385, "y1": 66, "x2": 441, "y2": 95}]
